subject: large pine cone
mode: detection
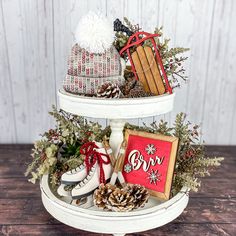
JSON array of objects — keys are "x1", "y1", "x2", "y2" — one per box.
[
  {"x1": 107, "y1": 188, "x2": 135, "y2": 212},
  {"x1": 93, "y1": 184, "x2": 149, "y2": 212},
  {"x1": 97, "y1": 82, "x2": 121, "y2": 98},
  {"x1": 93, "y1": 183, "x2": 116, "y2": 210},
  {"x1": 125, "y1": 184, "x2": 149, "y2": 209}
]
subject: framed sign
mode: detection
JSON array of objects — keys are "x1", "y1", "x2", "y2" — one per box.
[{"x1": 122, "y1": 129, "x2": 178, "y2": 200}]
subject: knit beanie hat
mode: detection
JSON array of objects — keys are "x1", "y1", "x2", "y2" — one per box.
[
  {"x1": 63, "y1": 12, "x2": 125, "y2": 95},
  {"x1": 63, "y1": 44, "x2": 124, "y2": 95}
]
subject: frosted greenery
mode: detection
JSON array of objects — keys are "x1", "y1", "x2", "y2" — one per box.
[
  {"x1": 25, "y1": 106, "x2": 110, "y2": 185},
  {"x1": 114, "y1": 17, "x2": 189, "y2": 88},
  {"x1": 126, "y1": 113, "x2": 224, "y2": 194},
  {"x1": 26, "y1": 108, "x2": 223, "y2": 196}
]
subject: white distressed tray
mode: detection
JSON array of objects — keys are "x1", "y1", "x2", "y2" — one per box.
[
  {"x1": 41, "y1": 175, "x2": 189, "y2": 236},
  {"x1": 40, "y1": 89, "x2": 189, "y2": 235},
  {"x1": 58, "y1": 89, "x2": 175, "y2": 157},
  {"x1": 58, "y1": 89, "x2": 175, "y2": 119}
]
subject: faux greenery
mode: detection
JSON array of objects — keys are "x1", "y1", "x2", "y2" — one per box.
[
  {"x1": 26, "y1": 108, "x2": 223, "y2": 196},
  {"x1": 152, "y1": 27, "x2": 189, "y2": 88},
  {"x1": 25, "y1": 106, "x2": 110, "y2": 185},
  {"x1": 114, "y1": 17, "x2": 140, "y2": 53},
  {"x1": 126, "y1": 113, "x2": 224, "y2": 194},
  {"x1": 114, "y1": 17, "x2": 189, "y2": 88}
]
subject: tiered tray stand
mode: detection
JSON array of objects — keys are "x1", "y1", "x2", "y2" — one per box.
[{"x1": 40, "y1": 89, "x2": 189, "y2": 236}]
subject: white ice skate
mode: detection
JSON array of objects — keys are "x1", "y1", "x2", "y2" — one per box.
[
  {"x1": 57, "y1": 183, "x2": 72, "y2": 197},
  {"x1": 71, "y1": 160, "x2": 112, "y2": 199},
  {"x1": 60, "y1": 142, "x2": 104, "y2": 184},
  {"x1": 61, "y1": 163, "x2": 87, "y2": 184}
]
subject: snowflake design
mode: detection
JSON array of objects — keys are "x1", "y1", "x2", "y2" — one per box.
[
  {"x1": 147, "y1": 169, "x2": 161, "y2": 185},
  {"x1": 124, "y1": 163, "x2": 132, "y2": 173},
  {"x1": 145, "y1": 144, "x2": 156, "y2": 155}
]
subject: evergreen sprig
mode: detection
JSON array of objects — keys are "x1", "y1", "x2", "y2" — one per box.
[
  {"x1": 153, "y1": 27, "x2": 189, "y2": 87},
  {"x1": 126, "y1": 113, "x2": 224, "y2": 194},
  {"x1": 26, "y1": 108, "x2": 224, "y2": 197},
  {"x1": 25, "y1": 106, "x2": 110, "y2": 184},
  {"x1": 114, "y1": 18, "x2": 189, "y2": 88}
]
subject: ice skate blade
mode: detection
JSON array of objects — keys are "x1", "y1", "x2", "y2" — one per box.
[{"x1": 61, "y1": 180, "x2": 81, "y2": 185}]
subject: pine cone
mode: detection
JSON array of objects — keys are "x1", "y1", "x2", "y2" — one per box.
[
  {"x1": 93, "y1": 184, "x2": 149, "y2": 212},
  {"x1": 121, "y1": 78, "x2": 153, "y2": 98},
  {"x1": 93, "y1": 183, "x2": 116, "y2": 210},
  {"x1": 125, "y1": 184, "x2": 149, "y2": 209},
  {"x1": 97, "y1": 82, "x2": 121, "y2": 98},
  {"x1": 127, "y1": 81, "x2": 153, "y2": 98},
  {"x1": 107, "y1": 188, "x2": 135, "y2": 212},
  {"x1": 120, "y1": 77, "x2": 137, "y2": 95},
  {"x1": 124, "y1": 66, "x2": 135, "y2": 80}
]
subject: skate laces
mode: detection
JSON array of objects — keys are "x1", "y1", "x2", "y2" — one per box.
[{"x1": 80, "y1": 142, "x2": 110, "y2": 183}]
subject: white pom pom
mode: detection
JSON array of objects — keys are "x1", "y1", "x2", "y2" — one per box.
[{"x1": 75, "y1": 12, "x2": 114, "y2": 54}]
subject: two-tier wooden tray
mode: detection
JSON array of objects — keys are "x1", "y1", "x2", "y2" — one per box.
[{"x1": 40, "y1": 89, "x2": 189, "y2": 236}]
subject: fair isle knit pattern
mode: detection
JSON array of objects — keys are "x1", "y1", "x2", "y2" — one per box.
[
  {"x1": 64, "y1": 44, "x2": 124, "y2": 95},
  {"x1": 63, "y1": 75, "x2": 124, "y2": 95},
  {"x1": 67, "y1": 44, "x2": 121, "y2": 78}
]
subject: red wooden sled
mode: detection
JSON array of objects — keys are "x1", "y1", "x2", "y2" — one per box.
[{"x1": 120, "y1": 31, "x2": 172, "y2": 94}]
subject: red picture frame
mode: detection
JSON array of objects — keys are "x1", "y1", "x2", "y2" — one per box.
[{"x1": 122, "y1": 129, "x2": 178, "y2": 200}]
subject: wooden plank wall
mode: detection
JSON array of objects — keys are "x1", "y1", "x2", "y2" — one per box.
[{"x1": 0, "y1": 0, "x2": 235, "y2": 144}]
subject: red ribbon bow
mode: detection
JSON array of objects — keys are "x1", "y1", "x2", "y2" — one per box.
[{"x1": 80, "y1": 142, "x2": 110, "y2": 184}]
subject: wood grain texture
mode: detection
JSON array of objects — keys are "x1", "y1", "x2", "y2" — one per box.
[
  {"x1": 0, "y1": 1, "x2": 16, "y2": 143},
  {"x1": 131, "y1": 50, "x2": 151, "y2": 92},
  {"x1": 156, "y1": 0, "x2": 178, "y2": 125},
  {"x1": 1, "y1": 0, "x2": 28, "y2": 142},
  {"x1": 137, "y1": 0, "x2": 157, "y2": 126},
  {"x1": 0, "y1": 144, "x2": 235, "y2": 235},
  {"x1": 0, "y1": 224, "x2": 235, "y2": 236},
  {"x1": 185, "y1": 0, "x2": 215, "y2": 127},
  {"x1": 216, "y1": 0, "x2": 236, "y2": 145},
  {"x1": 0, "y1": 197, "x2": 235, "y2": 225},
  {"x1": 201, "y1": 0, "x2": 235, "y2": 145},
  {"x1": 167, "y1": 0, "x2": 195, "y2": 127},
  {"x1": 0, "y1": 0, "x2": 236, "y2": 144},
  {"x1": 1, "y1": 176, "x2": 235, "y2": 200},
  {"x1": 1, "y1": 0, "x2": 57, "y2": 143},
  {"x1": 136, "y1": 46, "x2": 159, "y2": 94},
  {"x1": 144, "y1": 46, "x2": 165, "y2": 95}
]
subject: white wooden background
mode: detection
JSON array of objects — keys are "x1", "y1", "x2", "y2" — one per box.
[{"x1": 0, "y1": 0, "x2": 236, "y2": 144}]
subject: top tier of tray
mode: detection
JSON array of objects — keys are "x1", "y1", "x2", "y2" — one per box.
[
  {"x1": 61, "y1": 13, "x2": 177, "y2": 117},
  {"x1": 58, "y1": 89, "x2": 175, "y2": 119}
]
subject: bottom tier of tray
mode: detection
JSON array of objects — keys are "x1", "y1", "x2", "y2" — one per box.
[{"x1": 40, "y1": 175, "x2": 189, "y2": 236}]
